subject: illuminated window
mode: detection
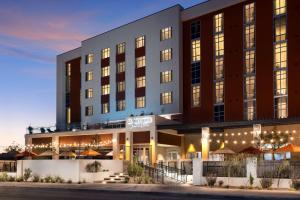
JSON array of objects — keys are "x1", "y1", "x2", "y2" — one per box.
[
  {"x1": 160, "y1": 70, "x2": 172, "y2": 83},
  {"x1": 66, "y1": 63, "x2": 71, "y2": 93},
  {"x1": 245, "y1": 76, "x2": 255, "y2": 99},
  {"x1": 191, "y1": 39, "x2": 201, "y2": 62},
  {"x1": 274, "y1": 42, "x2": 287, "y2": 69},
  {"x1": 214, "y1": 34, "x2": 224, "y2": 57},
  {"x1": 117, "y1": 81, "x2": 125, "y2": 92},
  {"x1": 136, "y1": 96, "x2": 145, "y2": 108},
  {"x1": 101, "y1": 66, "x2": 110, "y2": 77},
  {"x1": 85, "y1": 71, "x2": 93, "y2": 81},
  {"x1": 214, "y1": 13, "x2": 224, "y2": 33},
  {"x1": 136, "y1": 56, "x2": 145, "y2": 68},
  {"x1": 245, "y1": 25, "x2": 255, "y2": 49},
  {"x1": 117, "y1": 42, "x2": 125, "y2": 54},
  {"x1": 101, "y1": 103, "x2": 109, "y2": 114},
  {"x1": 192, "y1": 85, "x2": 200, "y2": 107},
  {"x1": 160, "y1": 92, "x2": 172, "y2": 105},
  {"x1": 136, "y1": 76, "x2": 145, "y2": 88},
  {"x1": 274, "y1": 70, "x2": 287, "y2": 95},
  {"x1": 274, "y1": 16, "x2": 287, "y2": 42},
  {"x1": 160, "y1": 48, "x2": 172, "y2": 62},
  {"x1": 160, "y1": 27, "x2": 172, "y2": 41},
  {"x1": 101, "y1": 48, "x2": 110, "y2": 59},
  {"x1": 275, "y1": 96, "x2": 287, "y2": 118},
  {"x1": 215, "y1": 81, "x2": 224, "y2": 104},
  {"x1": 191, "y1": 21, "x2": 200, "y2": 39},
  {"x1": 244, "y1": 101, "x2": 255, "y2": 120},
  {"x1": 117, "y1": 100, "x2": 125, "y2": 111},
  {"x1": 66, "y1": 107, "x2": 71, "y2": 124},
  {"x1": 101, "y1": 84, "x2": 110, "y2": 95},
  {"x1": 117, "y1": 62, "x2": 125, "y2": 73},
  {"x1": 244, "y1": 2, "x2": 255, "y2": 24},
  {"x1": 191, "y1": 62, "x2": 200, "y2": 84},
  {"x1": 85, "y1": 106, "x2": 93, "y2": 116},
  {"x1": 135, "y1": 36, "x2": 145, "y2": 48},
  {"x1": 245, "y1": 50, "x2": 255, "y2": 74},
  {"x1": 274, "y1": 0, "x2": 286, "y2": 16},
  {"x1": 215, "y1": 58, "x2": 224, "y2": 79},
  {"x1": 85, "y1": 54, "x2": 94, "y2": 64},
  {"x1": 85, "y1": 88, "x2": 93, "y2": 99}
]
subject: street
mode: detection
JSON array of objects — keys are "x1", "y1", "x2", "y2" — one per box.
[{"x1": 0, "y1": 186, "x2": 299, "y2": 200}]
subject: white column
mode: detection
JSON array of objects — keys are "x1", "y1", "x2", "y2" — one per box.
[
  {"x1": 193, "y1": 158, "x2": 205, "y2": 185},
  {"x1": 125, "y1": 131, "x2": 132, "y2": 162},
  {"x1": 52, "y1": 136, "x2": 59, "y2": 160},
  {"x1": 150, "y1": 128, "x2": 157, "y2": 165},
  {"x1": 112, "y1": 132, "x2": 119, "y2": 160},
  {"x1": 201, "y1": 127, "x2": 210, "y2": 161}
]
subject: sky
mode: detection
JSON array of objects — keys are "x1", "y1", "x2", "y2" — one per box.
[{"x1": 0, "y1": 0, "x2": 204, "y2": 150}]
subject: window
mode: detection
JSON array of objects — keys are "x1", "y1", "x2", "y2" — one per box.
[
  {"x1": 160, "y1": 70, "x2": 172, "y2": 83},
  {"x1": 101, "y1": 103, "x2": 109, "y2": 114},
  {"x1": 274, "y1": 70, "x2": 287, "y2": 95},
  {"x1": 85, "y1": 54, "x2": 94, "y2": 64},
  {"x1": 274, "y1": 0, "x2": 286, "y2": 16},
  {"x1": 85, "y1": 71, "x2": 93, "y2": 81},
  {"x1": 275, "y1": 96, "x2": 287, "y2": 118},
  {"x1": 117, "y1": 42, "x2": 125, "y2": 54},
  {"x1": 101, "y1": 48, "x2": 110, "y2": 59},
  {"x1": 274, "y1": 16, "x2": 286, "y2": 42},
  {"x1": 245, "y1": 50, "x2": 255, "y2": 74},
  {"x1": 117, "y1": 81, "x2": 125, "y2": 92},
  {"x1": 245, "y1": 76, "x2": 255, "y2": 99},
  {"x1": 214, "y1": 13, "x2": 224, "y2": 33},
  {"x1": 244, "y1": 2, "x2": 255, "y2": 24},
  {"x1": 117, "y1": 100, "x2": 126, "y2": 111},
  {"x1": 66, "y1": 63, "x2": 71, "y2": 93},
  {"x1": 161, "y1": 92, "x2": 172, "y2": 105},
  {"x1": 66, "y1": 107, "x2": 71, "y2": 124},
  {"x1": 85, "y1": 106, "x2": 93, "y2": 116},
  {"x1": 117, "y1": 62, "x2": 126, "y2": 73},
  {"x1": 160, "y1": 27, "x2": 172, "y2": 41},
  {"x1": 101, "y1": 66, "x2": 110, "y2": 77},
  {"x1": 215, "y1": 81, "x2": 224, "y2": 104},
  {"x1": 136, "y1": 56, "x2": 145, "y2": 68},
  {"x1": 214, "y1": 105, "x2": 224, "y2": 122},
  {"x1": 136, "y1": 96, "x2": 145, "y2": 108},
  {"x1": 214, "y1": 34, "x2": 224, "y2": 57},
  {"x1": 160, "y1": 48, "x2": 172, "y2": 62},
  {"x1": 244, "y1": 101, "x2": 255, "y2": 120},
  {"x1": 135, "y1": 36, "x2": 145, "y2": 48},
  {"x1": 245, "y1": 25, "x2": 255, "y2": 49},
  {"x1": 85, "y1": 88, "x2": 93, "y2": 99},
  {"x1": 274, "y1": 42, "x2": 287, "y2": 69},
  {"x1": 101, "y1": 84, "x2": 110, "y2": 95},
  {"x1": 191, "y1": 21, "x2": 200, "y2": 39},
  {"x1": 191, "y1": 62, "x2": 200, "y2": 84},
  {"x1": 215, "y1": 58, "x2": 224, "y2": 79},
  {"x1": 191, "y1": 39, "x2": 201, "y2": 62},
  {"x1": 192, "y1": 85, "x2": 200, "y2": 107},
  {"x1": 136, "y1": 76, "x2": 145, "y2": 88}
]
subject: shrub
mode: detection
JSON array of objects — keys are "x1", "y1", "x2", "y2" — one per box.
[
  {"x1": 249, "y1": 173, "x2": 254, "y2": 187},
  {"x1": 205, "y1": 174, "x2": 217, "y2": 187},
  {"x1": 85, "y1": 161, "x2": 102, "y2": 173},
  {"x1": 127, "y1": 163, "x2": 143, "y2": 178},
  {"x1": 218, "y1": 180, "x2": 224, "y2": 187},
  {"x1": 7, "y1": 176, "x2": 15, "y2": 182},
  {"x1": 54, "y1": 176, "x2": 64, "y2": 183},
  {"x1": 144, "y1": 176, "x2": 151, "y2": 184},
  {"x1": 239, "y1": 186, "x2": 245, "y2": 189},
  {"x1": 44, "y1": 175, "x2": 53, "y2": 183},
  {"x1": 291, "y1": 179, "x2": 300, "y2": 190},
  {"x1": 260, "y1": 177, "x2": 273, "y2": 189},
  {"x1": 67, "y1": 179, "x2": 72, "y2": 184},
  {"x1": 124, "y1": 177, "x2": 130, "y2": 183},
  {"x1": 16, "y1": 176, "x2": 23, "y2": 182},
  {"x1": 32, "y1": 175, "x2": 40, "y2": 182},
  {"x1": 0, "y1": 172, "x2": 8, "y2": 182},
  {"x1": 23, "y1": 168, "x2": 32, "y2": 181}
]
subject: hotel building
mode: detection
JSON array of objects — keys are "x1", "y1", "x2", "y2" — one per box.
[{"x1": 26, "y1": 0, "x2": 300, "y2": 165}]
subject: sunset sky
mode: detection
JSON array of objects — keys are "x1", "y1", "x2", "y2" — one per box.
[{"x1": 0, "y1": 0, "x2": 203, "y2": 149}]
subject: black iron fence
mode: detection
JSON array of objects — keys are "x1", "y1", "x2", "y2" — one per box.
[
  {"x1": 139, "y1": 163, "x2": 164, "y2": 184},
  {"x1": 203, "y1": 161, "x2": 247, "y2": 177},
  {"x1": 257, "y1": 160, "x2": 300, "y2": 179},
  {"x1": 155, "y1": 162, "x2": 188, "y2": 183},
  {"x1": 0, "y1": 161, "x2": 17, "y2": 172}
]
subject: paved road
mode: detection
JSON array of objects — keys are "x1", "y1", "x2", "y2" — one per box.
[{"x1": 0, "y1": 187, "x2": 299, "y2": 200}]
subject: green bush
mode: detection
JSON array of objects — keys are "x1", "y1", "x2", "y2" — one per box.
[
  {"x1": 32, "y1": 175, "x2": 40, "y2": 182},
  {"x1": 218, "y1": 180, "x2": 224, "y2": 187},
  {"x1": 16, "y1": 176, "x2": 23, "y2": 182},
  {"x1": 23, "y1": 168, "x2": 32, "y2": 181},
  {"x1": 44, "y1": 175, "x2": 53, "y2": 183},
  {"x1": 249, "y1": 173, "x2": 254, "y2": 186},
  {"x1": 124, "y1": 177, "x2": 130, "y2": 183},
  {"x1": 292, "y1": 179, "x2": 300, "y2": 190},
  {"x1": 67, "y1": 179, "x2": 72, "y2": 184},
  {"x1": 144, "y1": 176, "x2": 151, "y2": 184},
  {"x1": 85, "y1": 161, "x2": 102, "y2": 173},
  {"x1": 205, "y1": 174, "x2": 217, "y2": 187},
  {"x1": 260, "y1": 177, "x2": 273, "y2": 189},
  {"x1": 54, "y1": 176, "x2": 64, "y2": 183},
  {"x1": 7, "y1": 176, "x2": 15, "y2": 182},
  {"x1": 127, "y1": 163, "x2": 143, "y2": 178},
  {"x1": 0, "y1": 172, "x2": 8, "y2": 182}
]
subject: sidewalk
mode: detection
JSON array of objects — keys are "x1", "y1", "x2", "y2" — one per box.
[{"x1": 0, "y1": 182, "x2": 299, "y2": 198}]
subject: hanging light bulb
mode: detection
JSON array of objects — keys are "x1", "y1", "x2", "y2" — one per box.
[
  {"x1": 290, "y1": 137, "x2": 294, "y2": 141},
  {"x1": 242, "y1": 141, "x2": 246, "y2": 144},
  {"x1": 233, "y1": 140, "x2": 237, "y2": 144}
]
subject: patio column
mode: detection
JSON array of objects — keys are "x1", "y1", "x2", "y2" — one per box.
[
  {"x1": 52, "y1": 136, "x2": 59, "y2": 160},
  {"x1": 201, "y1": 127, "x2": 210, "y2": 161},
  {"x1": 112, "y1": 132, "x2": 119, "y2": 160},
  {"x1": 150, "y1": 128, "x2": 157, "y2": 165},
  {"x1": 125, "y1": 131, "x2": 132, "y2": 161}
]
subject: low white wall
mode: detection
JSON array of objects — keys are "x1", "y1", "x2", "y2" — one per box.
[
  {"x1": 17, "y1": 160, "x2": 123, "y2": 183},
  {"x1": 0, "y1": 172, "x2": 16, "y2": 177}
]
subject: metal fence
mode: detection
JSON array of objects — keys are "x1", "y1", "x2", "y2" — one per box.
[
  {"x1": 203, "y1": 161, "x2": 247, "y2": 177},
  {"x1": 257, "y1": 160, "x2": 300, "y2": 179},
  {"x1": 0, "y1": 161, "x2": 17, "y2": 172},
  {"x1": 139, "y1": 163, "x2": 165, "y2": 184}
]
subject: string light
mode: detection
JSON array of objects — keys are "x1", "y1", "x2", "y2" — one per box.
[
  {"x1": 242, "y1": 141, "x2": 246, "y2": 144},
  {"x1": 233, "y1": 140, "x2": 237, "y2": 144}
]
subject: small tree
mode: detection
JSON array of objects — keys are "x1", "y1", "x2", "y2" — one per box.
[
  {"x1": 5, "y1": 142, "x2": 22, "y2": 153},
  {"x1": 23, "y1": 168, "x2": 32, "y2": 181},
  {"x1": 85, "y1": 161, "x2": 102, "y2": 173}
]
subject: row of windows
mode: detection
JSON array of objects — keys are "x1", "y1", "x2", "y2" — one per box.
[{"x1": 84, "y1": 91, "x2": 173, "y2": 116}]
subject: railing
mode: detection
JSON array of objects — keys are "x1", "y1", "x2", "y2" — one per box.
[
  {"x1": 0, "y1": 161, "x2": 17, "y2": 172},
  {"x1": 257, "y1": 160, "x2": 300, "y2": 179},
  {"x1": 139, "y1": 162, "x2": 164, "y2": 184},
  {"x1": 203, "y1": 161, "x2": 247, "y2": 177},
  {"x1": 155, "y1": 162, "x2": 188, "y2": 183}
]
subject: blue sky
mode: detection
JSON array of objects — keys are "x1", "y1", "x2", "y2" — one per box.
[{"x1": 0, "y1": 0, "x2": 204, "y2": 148}]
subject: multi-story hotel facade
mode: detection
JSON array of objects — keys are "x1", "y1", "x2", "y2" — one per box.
[{"x1": 26, "y1": 0, "x2": 300, "y2": 165}]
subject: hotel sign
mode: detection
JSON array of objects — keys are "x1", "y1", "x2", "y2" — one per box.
[{"x1": 126, "y1": 116, "x2": 153, "y2": 129}]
